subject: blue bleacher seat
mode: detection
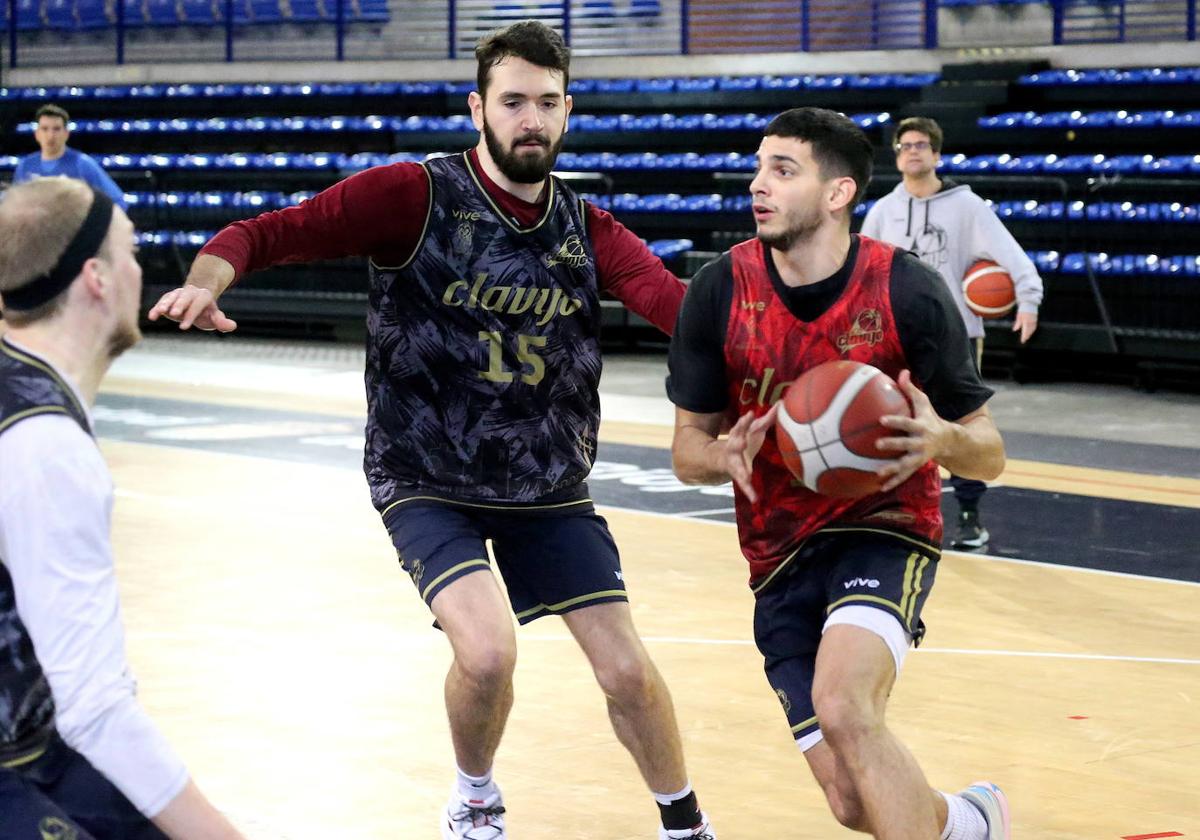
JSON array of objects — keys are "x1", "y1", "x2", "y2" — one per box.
[
  {"x1": 45, "y1": 0, "x2": 76, "y2": 30},
  {"x1": 248, "y1": 0, "x2": 281, "y2": 21},
  {"x1": 145, "y1": 0, "x2": 179, "y2": 24},
  {"x1": 289, "y1": 0, "x2": 325, "y2": 21},
  {"x1": 627, "y1": 0, "x2": 659, "y2": 17},
  {"x1": 16, "y1": 0, "x2": 43, "y2": 30},
  {"x1": 180, "y1": 0, "x2": 218, "y2": 23},
  {"x1": 77, "y1": 0, "x2": 110, "y2": 27},
  {"x1": 579, "y1": 0, "x2": 615, "y2": 18},
  {"x1": 354, "y1": 0, "x2": 387, "y2": 21}
]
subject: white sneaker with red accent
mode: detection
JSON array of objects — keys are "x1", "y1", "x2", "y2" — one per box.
[
  {"x1": 960, "y1": 781, "x2": 1011, "y2": 840},
  {"x1": 441, "y1": 789, "x2": 506, "y2": 840},
  {"x1": 658, "y1": 812, "x2": 716, "y2": 839}
]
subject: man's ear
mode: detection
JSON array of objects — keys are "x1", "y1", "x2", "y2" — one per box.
[
  {"x1": 828, "y1": 176, "x2": 857, "y2": 213},
  {"x1": 563, "y1": 93, "x2": 574, "y2": 132},
  {"x1": 78, "y1": 257, "x2": 106, "y2": 301},
  {"x1": 468, "y1": 91, "x2": 484, "y2": 132}
]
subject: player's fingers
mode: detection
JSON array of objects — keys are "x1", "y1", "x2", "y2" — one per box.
[
  {"x1": 749, "y1": 403, "x2": 779, "y2": 435},
  {"x1": 167, "y1": 287, "x2": 204, "y2": 319},
  {"x1": 876, "y1": 434, "x2": 917, "y2": 452},
  {"x1": 178, "y1": 298, "x2": 209, "y2": 330},
  {"x1": 147, "y1": 290, "x2": 179, "y2": 320},
  {"x1": 879, "y1": 414, "x2": 919, "y2": 433},
  {"x1": 879, "y1": 461, "x2": 918, "y2": 492}
]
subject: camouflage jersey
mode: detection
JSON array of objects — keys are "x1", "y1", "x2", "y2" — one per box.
[
  {"x1": 0, "y1": 338, "x2": 90, "y2": 765},
  {"x1": 364, "y1": 152, "x2": 604, "y2": 511}
]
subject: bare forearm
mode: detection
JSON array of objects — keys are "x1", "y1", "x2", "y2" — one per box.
[
  {"x1": 936, "y1": 416, "x2": 1005, "y2": 480},
  {"x1": 672, "y1": 425, "x2": 730, "y2": 485},
  {"x1": 186, "y1": 253, "x2": 237, "y2": 297},
  {"x1": 151, "y1": 780, "x2": 246, "y2": 840}
]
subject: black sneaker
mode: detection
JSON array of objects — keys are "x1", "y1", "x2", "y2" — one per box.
[{"x1": 951, "y1": 510, "x2": 990, "y2": 551}]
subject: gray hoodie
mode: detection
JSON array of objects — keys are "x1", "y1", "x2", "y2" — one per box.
[{"x1": 860, "y1": 179, "x2": 1043, "y2": 339}]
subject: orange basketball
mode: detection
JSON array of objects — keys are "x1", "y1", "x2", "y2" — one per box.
[
  {"x1": 774, "y1": 360, "x2": 911, "y2": 498},
  {"x1": 962, "y1": 259, "x2": 1016, "y2": 318}
]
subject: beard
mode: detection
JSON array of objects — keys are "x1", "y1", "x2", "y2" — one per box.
[
  {"x1": 756, "y1": 204, "x2": 822, "y2": 252},
  {"x1": 483, "y1": 119, "x2": 564, "y2": 184},
  {"x1": 106, "y1": 320, "x2": 141, "y2": 361}
]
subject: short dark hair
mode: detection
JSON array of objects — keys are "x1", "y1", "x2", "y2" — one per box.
[
  {"x1": 475, "y1": 20, "x2": 570, "y2": 100},
  {"x1": 764, "y1": 107, "x2": 873, "y2": 210},
  {"x1": 893, "y1": 116, "x2": 943, "y2": 153},
  {"x1": 35, "y1": 103, "x2": 70, "y2": 125}
]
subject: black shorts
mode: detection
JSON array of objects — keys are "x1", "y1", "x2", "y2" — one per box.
[
  {"x1": 752, "y1": 530, "x2": 939, "y2": 744},
  {"x1": 0, "y1": 736, "x2": 167, "y2": 840},
  {"x1": 383, "y1": 496, "x2": 628, "y2": 624}
]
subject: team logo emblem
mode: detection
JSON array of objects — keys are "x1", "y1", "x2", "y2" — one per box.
[
  {"x1": 452, "y1": 220, "x2": 474, "y2": 257},
  {"x1": 775, "y1": 688, "x2": 792, "y2": 714},
  {"x1": 546, "y1": 234, "x2": 589, "y2": 268},
  {"x1": 836, "y1": 308, "x2": 885, "y2": 352}
]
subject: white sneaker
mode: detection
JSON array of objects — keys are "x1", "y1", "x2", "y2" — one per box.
[
  {"x1": 658, "y1": 812, "x2": 716, "y2": 839},
  {"x1": 960, "y1": 781, "x2": 1011, "y2": 840},
  {"x1": 441, "y1": 789, "x2": 506, "y2": 840}
]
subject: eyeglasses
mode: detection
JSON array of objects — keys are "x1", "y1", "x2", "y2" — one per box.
[{"x1": 894, "y1": 141, "x2": 933, "y2": 154}]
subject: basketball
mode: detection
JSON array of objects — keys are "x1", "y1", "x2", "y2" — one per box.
[
  {"x1": 774, "y1": 360, "x2": 912, "y2": 498},
  {"x1": 962, "y1": 259, "x2": 1016, "y2": 318}
]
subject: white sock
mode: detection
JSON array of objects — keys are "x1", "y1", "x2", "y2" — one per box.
[
  {"x1": 456, "y1": 766, "x2": 498, "y2": 802},
  {"x1": 941, "y1": 791, "x2": 988, "y2": 840},
  {"x1": 652, "y1": 781, "x2": 693, "y2": 806}
]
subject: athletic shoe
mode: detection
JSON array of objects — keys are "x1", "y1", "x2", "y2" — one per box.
[
  {"x1": 441, "y1": 790, "x2": 506, "y2": 840},
  {"x1": 951, "y1": 510, "x2": 990, "y2": 551},
  {"x1": 960, "y1": 781, "x2": 1011, "y2": 840},
  {"x1": 658, "y1": 812, "x2": 716, "y2": 839}
]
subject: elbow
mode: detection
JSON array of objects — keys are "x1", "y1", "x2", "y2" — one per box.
[
  {"x1": 671, "y1": 445, "x2": 709, "y2": 486},
  {"x1": 980, "y1": 442, "x2": 1006, "y2": 482}
]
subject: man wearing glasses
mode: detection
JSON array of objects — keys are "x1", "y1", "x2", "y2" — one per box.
[{"x1": 860, "y1": 116, "x2": 1043, "y2": 553}]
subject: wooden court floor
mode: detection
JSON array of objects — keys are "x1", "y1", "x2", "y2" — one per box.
[{"x1": 97, "y1": 377, "x2": 1199, "y2": 840}]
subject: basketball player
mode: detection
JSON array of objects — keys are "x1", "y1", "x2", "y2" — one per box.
[
  {"x1": 668, "y1": 108, "x2": 1011, "y2": 840},
  {"x1": 0, "y1": 178, "x2": 246, "y2": 839},
  {"x1": 146, "y1": 20, "x2": 715, "y2": 840},
  {"x1": 860, "y1": 116, "x2": 1043, "y2": 551}
]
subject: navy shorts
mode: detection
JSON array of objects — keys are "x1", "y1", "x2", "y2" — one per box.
[
  {"x1": 383, "y1": 497, "x2": 628, "y2": 624},
  {"x1": 752, "y1": 530, "x2": 939, "y2": 744},
  {"x1": 0, "y1": 736, "x2": 167, "y2": 839}
]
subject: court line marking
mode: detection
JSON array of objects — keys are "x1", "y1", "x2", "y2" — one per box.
[
  {"x1": 597, "y1": 502, "x2": 1200, "y2": 588},
  {"x1": 520, "y1": 633, "x2": 1200, "y2": 666},
  {"x1": 672, "y1": 506, "x2": 738, "y2": 517}
]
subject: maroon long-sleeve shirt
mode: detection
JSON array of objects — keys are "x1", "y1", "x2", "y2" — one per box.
[{"x1": 200, "y1": 148, "x2": 686, "y2": 334}]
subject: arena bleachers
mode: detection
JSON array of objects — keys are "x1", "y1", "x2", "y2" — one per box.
[
  {"x1": 1, "y1": 0, "x2": 390, "y2": 30},
  {"x1": 1, "y1": 64, "x2": 1198, "y2": 369}
]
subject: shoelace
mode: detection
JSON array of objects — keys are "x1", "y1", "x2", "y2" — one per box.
[{"x1": 450, "y1": 802, "x2": 507, "y2": 825}]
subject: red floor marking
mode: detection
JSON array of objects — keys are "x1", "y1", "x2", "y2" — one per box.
[
  {"x1": 1067, "y1": 715, "x2": 1089, "y2": 719},
  {"x1": 1121, "y1": 832, "x2": 1183, "y2": 839}
]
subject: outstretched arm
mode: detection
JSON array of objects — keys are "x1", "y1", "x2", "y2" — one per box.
[
  {"x1": 147, "y1": 253, "x2": 239, "y2": 331},
  {"x1": 146, "y1": 161, "x2": 430, "y2": 333}
]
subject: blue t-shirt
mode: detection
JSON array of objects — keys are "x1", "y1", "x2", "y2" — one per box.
[{"x1": 13, "y1": 148, "x2": 127, "y2": 209}]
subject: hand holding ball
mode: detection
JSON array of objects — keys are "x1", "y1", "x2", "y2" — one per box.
[{"x1": 774, "y1": 361, "x2": 911, "y2": 498}]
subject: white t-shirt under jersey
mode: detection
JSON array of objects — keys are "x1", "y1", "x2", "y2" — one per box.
[{"x1": 0, "y1": 339, "x2": 188, "y2": 817}]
